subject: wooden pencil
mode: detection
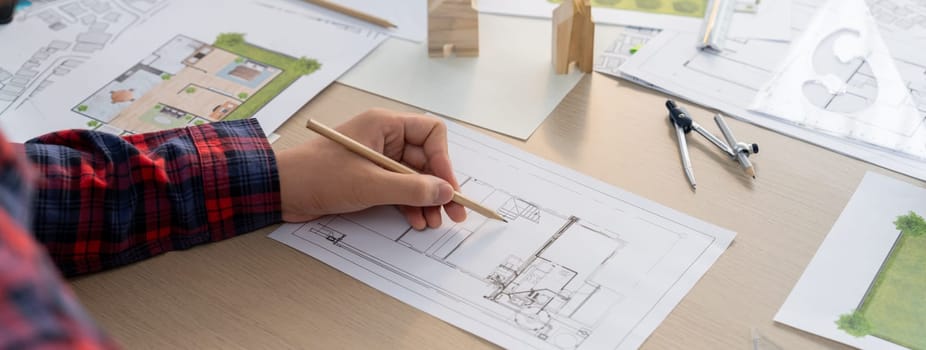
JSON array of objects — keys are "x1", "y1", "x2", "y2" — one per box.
[
  {"x1": 306, "y1": 119, "x2": 507, "y2": 222},
  {"x1": 302, "y1": 0, "x2": 397, "y2": 28}
]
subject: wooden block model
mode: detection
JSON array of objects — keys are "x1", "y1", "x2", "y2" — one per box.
[
  {"x1": 552, "y1": 0, "x2": 594, "y2": 74},
  {"x1": 428, "y1": 0, "x2": 479, "y2": 57}
]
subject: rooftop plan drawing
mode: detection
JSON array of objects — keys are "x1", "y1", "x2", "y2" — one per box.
[
  {"x1": 72, "y1": 33, "x2": 319, "y2": 134},
  {"x1": 270, "y1": 121, "x2": 735, "y2": 350}
]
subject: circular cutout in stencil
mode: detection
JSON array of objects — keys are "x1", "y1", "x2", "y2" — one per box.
[{"x1": 802, "y1": 29, "x2": 877, "y2": 114}]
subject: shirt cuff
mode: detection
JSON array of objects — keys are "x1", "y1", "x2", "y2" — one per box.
[{"x1": 187, "y1": 119, "x2": 282, "y2": 239}]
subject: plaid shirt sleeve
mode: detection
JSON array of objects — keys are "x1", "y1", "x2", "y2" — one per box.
[
  {"x1": 1, "y1": 133, "x2": 114, "y2": 349},
  {"x1": 24, "y1": 119, "x2": 282, "y2": 277}
]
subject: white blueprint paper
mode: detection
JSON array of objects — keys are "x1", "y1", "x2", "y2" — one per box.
[
  {"x1": 269, "y1": 120, "x2": 736, "y2": 350},
  {"x1": 614, "y1": 0, "x2": 926, "y2": 180},
  {"x1": 295, "y1": 0, "x2": 427, "y2": 42},
  {"x1": 728, "y1": 0, "x2": 791, "y2": 41},
  {"x1": 1, "y1": 0, "x2": 384, "y2": 141},
  {"x1": 0, "y1": 0, "x2": 176, "y2": 121},
  {"x1": 477, "y1": 0, "x2": 703, "y2": 32},
  {"x1": 338, "y1": 14, "x2": 584, "y2": 140},
  {"x1": 478, "y1": 0, "x2": 790, "y2": 41}
]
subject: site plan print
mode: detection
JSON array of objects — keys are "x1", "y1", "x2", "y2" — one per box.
[
  {"x1": 72, "y1": 33, "x2": 319, "y2": 135},
  {"x1": 0, "y1": 0, "x2": 170, "y2": 117}
]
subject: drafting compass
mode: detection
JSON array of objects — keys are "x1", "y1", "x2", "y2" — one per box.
[{"x1": 666, "y1": 100, "x2": 759, "y2": 190}]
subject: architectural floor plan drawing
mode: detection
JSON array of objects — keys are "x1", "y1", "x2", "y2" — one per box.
[
  {"x1": 72, "y1": 34, "x2": 317, "y2": 135},
  {"x1": 0, "y1": 0, "x2": 172, "y2": 118},
  {"x1": 270, "y1": 121, "x2": 736, "y2": 350},
  {"x1": 0, "y1": 0, "x2": 384, "y2": 141},
  {"x1": 595, "y1": 27, "x2": 661, "y2": 77}
]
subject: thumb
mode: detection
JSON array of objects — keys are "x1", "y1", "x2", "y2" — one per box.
[{"x1": 368, "y1": 172, "x2": 455, "y2": 207}]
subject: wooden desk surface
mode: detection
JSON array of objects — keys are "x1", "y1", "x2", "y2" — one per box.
[{"x1": 69, "y1": 74, "x2": 922, "y2": 349}]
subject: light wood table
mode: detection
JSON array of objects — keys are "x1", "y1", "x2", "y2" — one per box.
[{"x1": 70, "y1": 74, "x2": 922, "y2": 349}]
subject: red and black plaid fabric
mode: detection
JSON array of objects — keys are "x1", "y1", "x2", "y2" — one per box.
[{"x1": 1, "y1": 119, "x2": 281, "y2": 348}]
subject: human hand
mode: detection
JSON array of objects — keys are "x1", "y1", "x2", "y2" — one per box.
[{"x1": 275, "y1": 109, "x2": 467, "y2": 229}]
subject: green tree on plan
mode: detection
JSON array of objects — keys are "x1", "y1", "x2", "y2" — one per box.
[
  {"x1": 211, "y1": 32, "x2": 322, "y2": 121},
  {"x1": 894, "y1": 211, "x2": 926, "y2": 237},
  {"x1": 215, "y1": 33, "x2": 245, "y2": 47},
  {"x1": 294, "y1": 57, "x2": 321, "y2": 75},
  {"x1": 836, "y1": 310, "x2": 871, "y2": 337}
]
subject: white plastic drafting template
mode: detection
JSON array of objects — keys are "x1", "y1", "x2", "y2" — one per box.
[
  {"x1": 270, "y1": 120, "x2": 736, "y2": 350},
  {"x1": 751, "y1": 0, "x2": 924, "y2": 160},
  {"x1": 615, "y1": 0, "x2": 926, "y2": 180},
  {"x1": 0, "y1": 0, "x2": 384, "y2": 141}
]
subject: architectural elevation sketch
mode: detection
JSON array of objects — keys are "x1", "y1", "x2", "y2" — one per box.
[
  {"x1": 0, "y1": 0, "x2": 384, "y2": 141},
  {"x1": 270, "y1": 121, "x2": 736, "y2": 349}
]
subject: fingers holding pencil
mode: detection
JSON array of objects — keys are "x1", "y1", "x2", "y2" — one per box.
[{"x1": 304, "y1": 112, "x2": 507, "y2": 224}]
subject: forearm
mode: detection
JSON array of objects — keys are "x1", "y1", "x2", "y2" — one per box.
[{"x1": 24, "y1": 119, "x2": 281, "y2": 276}]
